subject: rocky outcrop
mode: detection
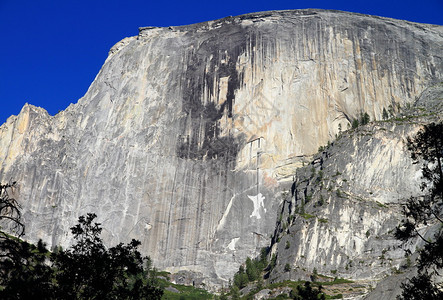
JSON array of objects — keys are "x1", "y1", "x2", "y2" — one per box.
[
  {"x1": 0, "y1": 9, "x2": 442, "y2": 287},
  {"x1": 267, "y1": 85, "x2": 443, "y2": 298}
]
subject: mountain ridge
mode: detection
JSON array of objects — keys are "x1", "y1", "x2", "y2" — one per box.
[{"x1": 0, "y1": 10, "x2": 442, "y2": 293}]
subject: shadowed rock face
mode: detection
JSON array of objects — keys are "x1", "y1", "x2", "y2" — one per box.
[{"x1": 0, "y1": 9, "x2": 442, "y2": 286}]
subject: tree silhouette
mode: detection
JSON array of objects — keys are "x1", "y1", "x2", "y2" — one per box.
[
  {"x1": 0, "y1": 182, "x2": 24, "y2": 238},
  {"x1": 407, "y1": 122, "x2": 443, "y2": 200},
  {"x1": 292, "y1": 281, "x2": 325, "y2": 300},
  {"x1": 0, "y1": 239, "x2": 55, "y2": 299},
  {"x1": 52, "y1": 213, "x2": 163, "y2": 299},
  {"x1": 0, "y1": 182, "x2": 56, "y2": 298},
  {"x1": 0, "y1": 208, "x2": 163, "y2": 299},
  {"x1": 395, "y1": 122, "x2": 443, "y2": 299}
]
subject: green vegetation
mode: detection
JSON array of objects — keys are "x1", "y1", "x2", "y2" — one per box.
[
  {"x1": 318, "y1": 218, "x2": 328, "y2": 224},
  {"x1": 227, "y1": 251, "x2": 354, "y2": 299},
  {"x1": 292, "y1": 281, "x2": 325, "y2": 300},
  {"x1": 228, "y1": 256, "x2": 334, "y2": 299},
  {"x1": 265, "y1": 280, "x2": 303, "y2": 290},
  {"x1": 351, "y1": 111, "x2": 371, "y2": 129},
  {"x1": 284, "y1": 263, "x2": 291, "y2": 272},
  {"x1": 405, "y1": 255, "x2": 412, "y2": 268},
  {"x1": 382, "y1": 107, "x2": 389, "y2": 120},
  {"x1": 360, "y1": 112, "x2": 370, "y2": 125},
  {"x1": 333, "y1": 171, "x2": 342, "y2": 177},
  {"x1": 395, "y1": 122, "x2": 443, "y2": 299},
  {"x1": 318, "y1": 141, "x2": 334, "y2": 152},
  {"x1": 311, "y1": 268, "x2": 318, "y2": 282},
  {"x1": 160, "y1": 281, "x2": 213, "y2": 299},
  {"x1": 240, "y1": 277, "x2": 356, "y2": 299},
  {"x1": 305, "y1": 193, "x2": 313, "y2": 202},
  {"x1": 298, "y1": 212, "x2": 315, "y2": 220},
  {"x1": 0, "y1": 184, "x2": 164, "y2": 300},
  {"x1": 270, "y1": 253, "x2": 277, "y2": 270},
  {"x1": 376, "y1": 201, "x2": 387, "y2": 208},
  {"x1": 316, "y1": 171, "x2": 324, "y2": 184},
  {"x1": 336, "y1": 189, "x2": 344, "y2": 198},
  {"x1": 292, "y1": 209, "x2": 327, "y2": 224},
  {"x1": 285, "y1": 241, "x2": 290, "y2": 249},
  {"x1": 3, "y1": 112, "x2": 441, "y2": 300},
  {"x1": 242, "y1": 280, "x2": 327, "y2": 300},
  {"x1": 232, "y1": 248, "x2": 269, "y2": 290},
  {"x1": 326, "y1": 293, "x2": 343, "y2": 299},
  {"x1": 317, "y1": 278, "x2": 354, "y2": 286}
]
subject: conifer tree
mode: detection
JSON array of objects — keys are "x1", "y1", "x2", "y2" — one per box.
[{"x1": 395, "y1": 122, "x2": 443, "y2": 299}]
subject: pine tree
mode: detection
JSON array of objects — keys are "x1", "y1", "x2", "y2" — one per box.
[
  {"x1": 52, "y1": 213, "x2": 164, "y2": 299},
  {"x1": 382, "y1": 108, "x2": 389, "y2": 120},
  {"x1": 292, "y1": 281, "x2": 325, "y2": 300},
  {"x1": 395, "y1": 122, "x2": 443, "y2": 299}
]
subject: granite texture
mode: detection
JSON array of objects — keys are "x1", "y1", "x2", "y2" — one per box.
[{"x1": 0, "y1": 9, "x2": 442, "y2": 287}]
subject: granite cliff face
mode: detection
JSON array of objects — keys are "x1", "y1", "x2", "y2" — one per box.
[
  {"x1": 266, "y1": 85, "x2": 443, "y2": 299},
  {"x1": 0, "y1": 9, "x2": 442, "y2": 287}
]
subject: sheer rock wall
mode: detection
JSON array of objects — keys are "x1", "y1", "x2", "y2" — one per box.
[{"x1": 0, "y1": 9, "x2": 442, "y2": 286}]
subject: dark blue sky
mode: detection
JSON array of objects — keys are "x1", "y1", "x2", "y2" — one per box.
[{"x1": 1, "y1": 0, "x2": 442, "y2": 125}]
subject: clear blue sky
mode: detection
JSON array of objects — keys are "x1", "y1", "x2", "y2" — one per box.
[{"x1": 1, "y1": 0, "x2": 442, "y2": 125}]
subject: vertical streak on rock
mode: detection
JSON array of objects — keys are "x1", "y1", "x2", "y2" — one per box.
[{"x1": 0, "y1": 10, "x2": 442, "y2": 286}]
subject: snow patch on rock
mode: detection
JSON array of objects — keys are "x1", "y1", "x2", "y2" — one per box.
[
  {"x1": 248, "y1": 193, "x2": 266, "y2": 219},
  {"x1": 227, "y1": 237, "x2": 240, "y2": 251}
]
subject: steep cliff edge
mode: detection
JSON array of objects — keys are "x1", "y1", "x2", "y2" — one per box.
[
  {"x1": 266, "y1": 85, "x2": 443, "y2": 299},
  {"x1": 0, "y1": 9, "x2": 442, "y2": 286}
]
